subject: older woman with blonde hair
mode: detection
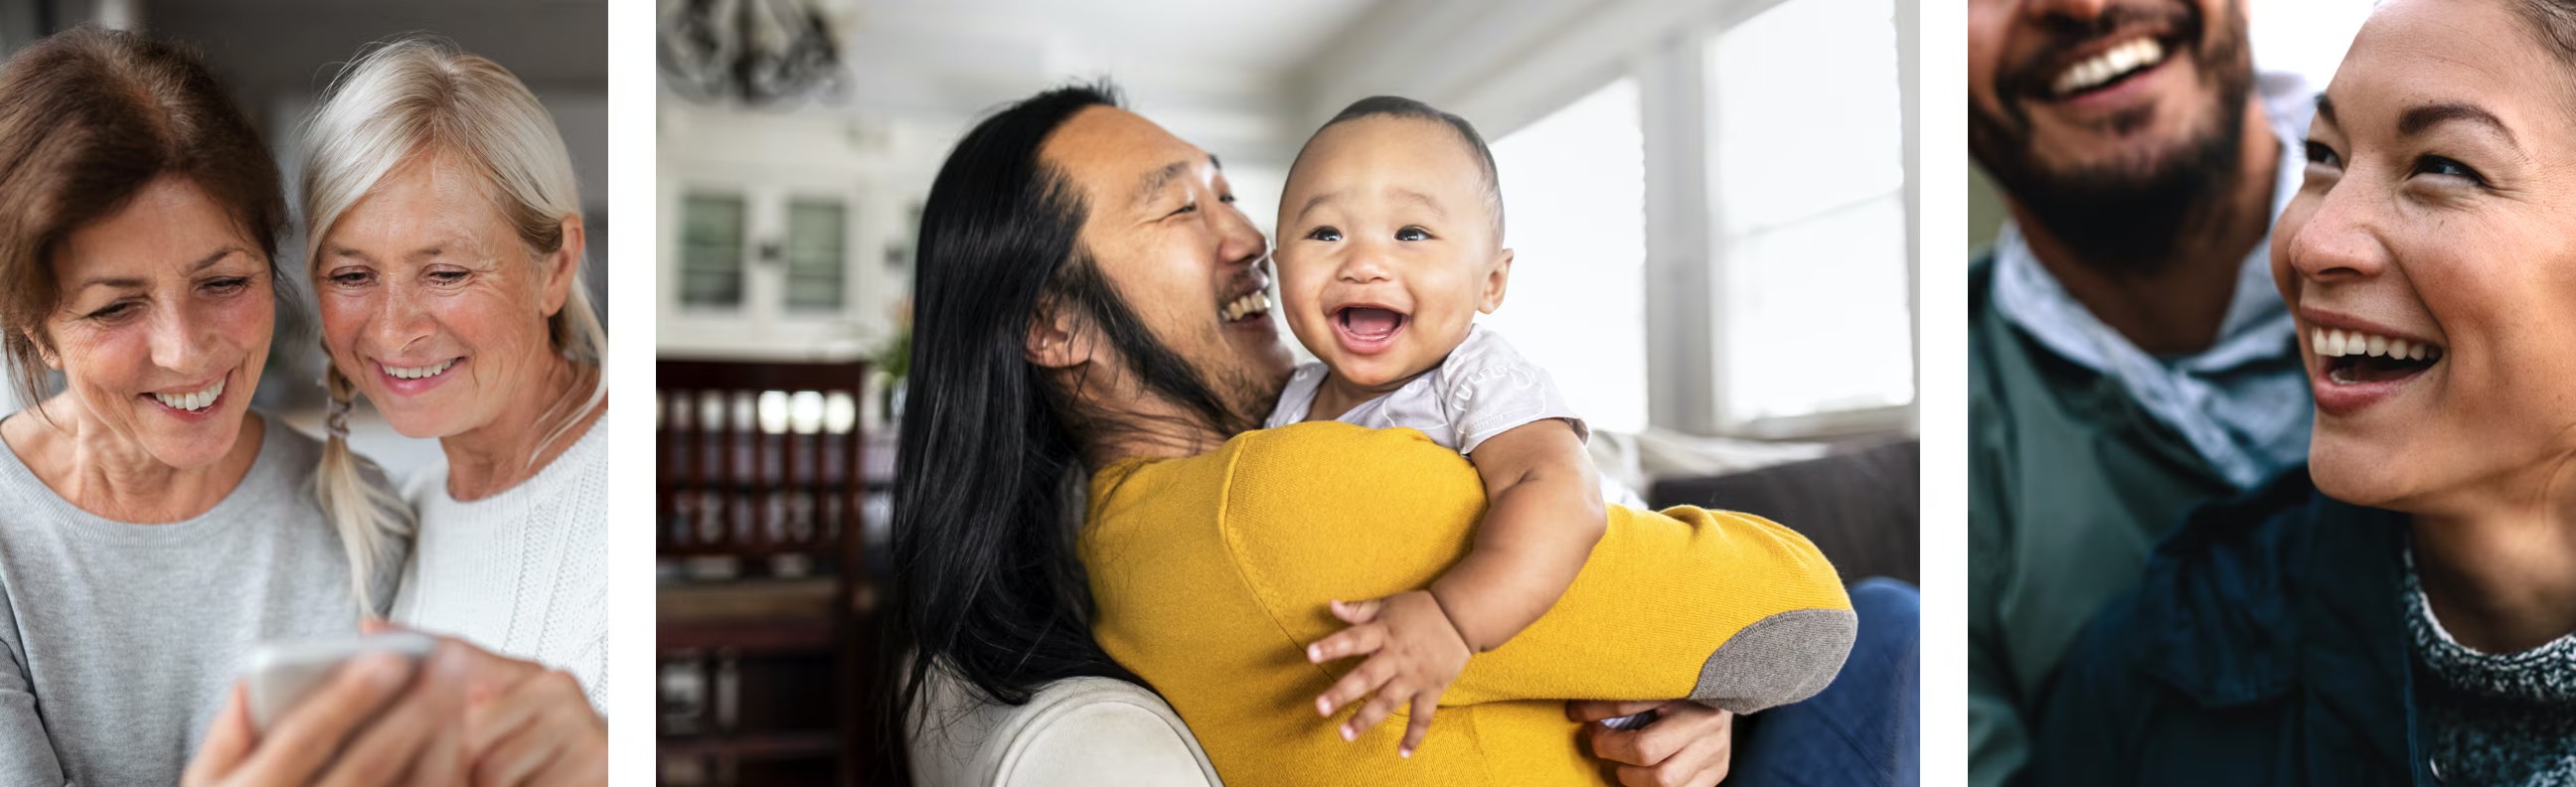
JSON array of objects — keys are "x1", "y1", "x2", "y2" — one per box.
[
  {"x1": 294, "y1": 36, "x2": 610, "y2": 784},
  {"x1": 0, "y1": 26, "x2": 473, "y2": 786}
]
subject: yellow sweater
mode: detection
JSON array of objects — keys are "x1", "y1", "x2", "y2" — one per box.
[{"x1": 1081, "y1": 422, "x2": 1853, "y2": 785}]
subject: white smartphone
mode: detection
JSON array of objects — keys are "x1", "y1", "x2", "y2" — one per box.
[{"x1": 240, "y1": 632, "x2": 436, "y2": 731}]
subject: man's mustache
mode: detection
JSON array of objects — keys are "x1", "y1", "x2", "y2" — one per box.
[{"x1": 1996, "y1": 3, "x2": 2197, "y2": 104}]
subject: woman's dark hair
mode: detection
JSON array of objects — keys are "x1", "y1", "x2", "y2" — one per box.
[
  {"x1": 0, "y1": 25, "x2": 288, "y2": 412},
  {"x1": 872, "y1": 79, "x2": 1163, "y2": 778},
  {"x1": 2514, "y1": 0, "x2": 2576, "y2": 64}
]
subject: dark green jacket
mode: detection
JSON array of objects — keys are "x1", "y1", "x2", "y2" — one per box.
[
  {"x1": 1968, "y1": 255, "x2": 2240, "y2": 787},
  {"x1": 2029, "y1": 468, "x2": 2427, "y2": 786}
]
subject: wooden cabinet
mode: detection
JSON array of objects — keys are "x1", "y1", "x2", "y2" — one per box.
[{"x1": 657, "y1": 359, "x2": 886, "y2": 786}]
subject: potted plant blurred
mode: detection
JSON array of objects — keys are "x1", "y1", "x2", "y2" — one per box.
[{"x1": 875, "y1": 296, "x2": 910, "y2": 427}]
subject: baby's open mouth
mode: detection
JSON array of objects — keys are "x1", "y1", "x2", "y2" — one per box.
[
  {"x1": 1332, "y1": 305, "x2": 1408, "y2": 355},
  {"x1": 2314, "y1": 327, "x2": 2443, "y2": 386}
]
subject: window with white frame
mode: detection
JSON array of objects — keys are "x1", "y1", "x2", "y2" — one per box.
[
  {"x1": 1707, "y1": 0, "x2": 1912, "y2": 426},
  {"x1": 783, "y1": 198, "x2": 848, "y2": 313},
  {"x1": 679, "y1": 193, "x2": 745, "y2": 308},
  {"x1": 1486, "y1": 78, "x2": 1650, "y2": 434}
]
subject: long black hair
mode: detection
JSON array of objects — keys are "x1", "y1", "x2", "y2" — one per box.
[{"x1": 872, "y1": 79, "x2": 1260, "y2": 779}]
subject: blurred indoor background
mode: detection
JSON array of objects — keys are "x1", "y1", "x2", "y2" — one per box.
[
  {"x1": 652, "y1": 0, "x2": 1920, "y2": 784},
  {"x1": 0, "y1": 0, "x2": 609, "y2": 484}
]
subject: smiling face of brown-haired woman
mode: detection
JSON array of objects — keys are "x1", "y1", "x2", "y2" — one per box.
[
  {"x1": 2274, "y1": 0, "x2": 2576, "y2": 518},
  {"x1": 34, "y1": 177, "x2": 275, "y2": 470},
  {"x1": 0, "y1": 27, "x2": 288, "y2": 481}
]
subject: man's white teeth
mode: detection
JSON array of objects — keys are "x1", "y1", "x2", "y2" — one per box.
[
  {"x1": 386, "y1": 359, "x2": 457, "y2": 380},
  {"x1": 2053, "y1": 37, "x2": 2165, "y2": 95},
  {"x1": 151, "y1": 378, "x2": 224, "y2": 411},
  {"x1": 1220, "y1": 291, "x2": 1271, "y2": 321},
  {"x1": 2313, "y1": 328, "x2": 2439, "y2": 362}
]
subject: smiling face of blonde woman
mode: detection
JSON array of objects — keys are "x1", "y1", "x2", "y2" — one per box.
[
  {"x1": 312, "y1": 150, "x2": 576, "y2": 443},
  {"x1": 37, "y1": 176, "x2": 273, "y2": 470},
  {"x1": 2274, "y1": 0, "x2": 2576, "y2": 516}
]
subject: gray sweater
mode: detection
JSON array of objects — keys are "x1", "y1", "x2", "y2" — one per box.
[
  {"x1": 0, "y1": 414, "x2": 398, "y2": 786},
  {"x1": 2406, "y1": 557, "x2": 2576, "y2": 785}
]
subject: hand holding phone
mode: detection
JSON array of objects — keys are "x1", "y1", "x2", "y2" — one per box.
[
  {"x1": 239, "y1": 631, "x2": 436, "y2": 731},
  {"x1": 187, "y1": 631, "x2": 466, "y2": 787}
]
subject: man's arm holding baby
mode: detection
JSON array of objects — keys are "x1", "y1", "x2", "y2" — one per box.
[{"x1": 1231, "y1": 425, "x2": 1854, "y2": 716}]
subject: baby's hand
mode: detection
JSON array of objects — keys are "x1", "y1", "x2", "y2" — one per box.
[{"x1": 1305, "y1": 591, "x2": 1472, "y2": 758}]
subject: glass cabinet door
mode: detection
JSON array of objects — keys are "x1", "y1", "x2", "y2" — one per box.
[
  {"x1": 783, "y1": 199, "x2": 847, "y2": 314},
  {"x1": 679, "y1": 193, "x2": 747, "y2": 309}
]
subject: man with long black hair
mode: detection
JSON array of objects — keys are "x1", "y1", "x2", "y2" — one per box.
[
  {"x1": 879, "y1": 82, "x2": 1882, "y2": 786},
  {"x1": 879, "y1": 79, "x2": 1291, "y2": 725},
  {"x1": 872, "y1": 84, "x2": 1301, "y2": 785}
]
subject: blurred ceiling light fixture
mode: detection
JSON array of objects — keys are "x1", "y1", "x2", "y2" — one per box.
[{"x1": 658, "y1": 0, "x2": 844, "y2": 106}]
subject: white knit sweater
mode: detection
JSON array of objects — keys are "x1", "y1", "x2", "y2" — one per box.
[{"x1": 393, "y1": 418, "x2": 608, "y2": 711}]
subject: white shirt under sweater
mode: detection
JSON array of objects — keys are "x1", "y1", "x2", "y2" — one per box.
[
  {"x1": 1265, "y1": 325, "x2": 1646, "y2": 507},
  {"x1": 392, "y1": 416, "x2": 608, "y2": 711}
]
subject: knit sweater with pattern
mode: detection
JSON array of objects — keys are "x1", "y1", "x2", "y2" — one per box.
[
  {"x1": 392, "y1": 418, "x2": 608, "y2": 711},
  {"x1": 2406, "y1": 558, "x2": 2576, "y2": 786}
]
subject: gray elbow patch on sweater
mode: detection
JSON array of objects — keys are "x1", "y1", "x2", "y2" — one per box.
[{"x1": 1691, "y1": 607, "x2": 1857, "y2": 714}]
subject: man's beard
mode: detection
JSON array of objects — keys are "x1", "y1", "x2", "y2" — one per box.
[
  {"x1": 1969, "y1": 1, "x2": 2258, "y2": 275},
  {"x1": 1046, "y1": 251, "x2": 1277, "y2": 444}
]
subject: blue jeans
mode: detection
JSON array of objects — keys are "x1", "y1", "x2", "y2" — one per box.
[{"x1": 1730, "y1": 577, "x2": 1920, "y2": 787}]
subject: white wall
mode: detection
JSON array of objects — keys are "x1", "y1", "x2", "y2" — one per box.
[
  {"x1": 653, "y1": 6, "x2": 1325, "y2": 360},
  {"x1": 656, "y1": 104, "x2": 948, "y2": 360}
]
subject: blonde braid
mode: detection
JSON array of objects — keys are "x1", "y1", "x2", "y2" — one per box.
[{"x1": 314, "y1": 351, "x2": 413, "y2": 615}]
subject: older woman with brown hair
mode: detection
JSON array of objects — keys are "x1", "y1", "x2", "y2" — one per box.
[
  {"x1": 2033, "y1": 0, "x2": 2576, "y2": 782},
  {"x1": 0, "y1": 25, "x2": 469, "y2": 786}
]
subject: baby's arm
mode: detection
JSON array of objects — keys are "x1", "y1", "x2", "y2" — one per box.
[{"x1": 1434, "y1": 417, "x2": 1608, "y2": 651}]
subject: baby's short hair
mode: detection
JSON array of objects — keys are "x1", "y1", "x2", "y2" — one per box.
[{"x1": 1303, "y1": 95, "x2": 1504, "y2": 237}]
